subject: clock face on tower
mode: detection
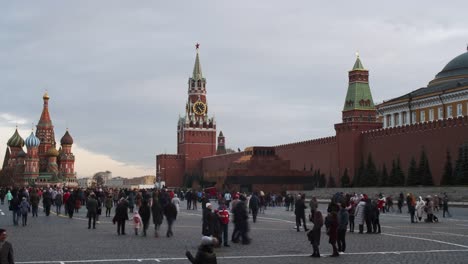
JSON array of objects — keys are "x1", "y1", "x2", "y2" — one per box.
[{"x1": 193, "y1": 101, "x2": 207, "y2": 115}]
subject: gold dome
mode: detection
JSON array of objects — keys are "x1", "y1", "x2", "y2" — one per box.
[
  {"x1": 46, "y1": 147, "x2": 59, "y2": 157},
  {"x1": 43, "y1": 91, "x2": 50, "y2": 100}
]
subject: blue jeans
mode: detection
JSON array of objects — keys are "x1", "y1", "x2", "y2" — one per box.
[
  {"x1": 13, "y1": 210, "x2": 20, "y2": 225},
  {"x1": 221, "y1": 223, "x2": 229, "y2": 245}
]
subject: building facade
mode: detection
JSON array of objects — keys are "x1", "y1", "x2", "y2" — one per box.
[
  {"x1": 158, "y1": 47, "x2": 468, "y2": 191},
  {"x1": 2, "y1": 92, "x2": 77, "y2": 187}
]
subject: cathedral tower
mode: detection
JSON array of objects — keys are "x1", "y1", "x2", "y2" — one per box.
[
  {"x1": 59, "y1": 129, "x2": 75, "y2": 182},
  {"x1": 36, "y1": 91, "x2": 56, "y2": 172},
  {"x1": 177, "y1": 44, "x2": 217, "y2": 173},
  {"x1": 216, "y1": 131, "x2": 226, "y2": 155},
  {"x1": 24, "y1": 130, "x2": 41, "y2": 182}
]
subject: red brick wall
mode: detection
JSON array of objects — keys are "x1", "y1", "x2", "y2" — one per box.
[
  {"x1": 362, "y1": 116, "x2": 468, "y2": 185},
  {"x1": 157, "y1": 154, "x2": 185, "y2": 188}
]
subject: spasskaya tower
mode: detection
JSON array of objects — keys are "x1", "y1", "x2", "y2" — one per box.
[{"x1": 157, "y1": 44, "x2": 217, "y2": 187}]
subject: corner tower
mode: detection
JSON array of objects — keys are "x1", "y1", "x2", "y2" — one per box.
[
  {"x1": 335, "y1": 54, "x2": 382, "y2": 181},
  {"x1": 177, "y1": 44, "x2": 217, "y2": 173}
]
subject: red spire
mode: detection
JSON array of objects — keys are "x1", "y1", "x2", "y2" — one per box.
[{"x1": 38, "y1": 91, "x2": 52, "y2": 127}]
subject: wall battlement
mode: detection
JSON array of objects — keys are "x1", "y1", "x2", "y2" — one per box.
[
  {"x1": 275, "y1": 136, "x2": 337, "y2": 150},
  {"x1": 362, "y1": 116, "x2": 468, "y2": 139},
  {"x1": 158, "y1": 154, "x2": 184, "y2": 160}
]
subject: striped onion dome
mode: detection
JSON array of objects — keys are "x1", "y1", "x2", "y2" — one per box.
[
  {"x1": 7, "y1": 129, "x2": 25, "y2": 148},
  {"x1": 46, "y1": 146, "x2": 59, "y2": 157},
  {"x1": 25, "y1": 131, "x2": 41, "y2": 148}
]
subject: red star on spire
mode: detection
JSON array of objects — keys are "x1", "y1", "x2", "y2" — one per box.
[{"x1": 195, "y1": 43, "x2": 200, "y2": 49}]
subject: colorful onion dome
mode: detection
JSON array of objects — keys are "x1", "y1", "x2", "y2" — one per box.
[
  {"x1": 60, "y1": 130, "x2": 74, "y2": 145},
  {"x1": 46, "y1": 147, "x2": 59, "y2": 157},
  {"x1": 17, "y1": 150, "x2": 27, "y2": 158},
  {"x1": 7, "y1": 129, "x2": 25, "y2": 148},
  {"x1": 25, "y1": 131, "x2": 41, "y2": 148}
]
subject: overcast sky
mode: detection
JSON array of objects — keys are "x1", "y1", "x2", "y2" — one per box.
[{"x1": 1, "y1": 1, "x2": 467, "y2": 178}]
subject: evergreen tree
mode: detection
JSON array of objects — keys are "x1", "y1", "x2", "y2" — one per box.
[
  {"x1": 353, "y1": 156, "x2": 365, "y2": 187},
  {"x1": 441, "y1": 150, "x2": 454, "y2": 185},
  {"x1": 328, "y1": 174, "x2": 336, "y2": 188},
  {"x1": 379, "y1": 164, "x2": 388, "y2": 186},
  {"x1": 388, "y1": 159, "x2": 397, "y2": 187},
  {"x1": 341, "y1": 168, "x2": 350, "y2": 187},
  {"x1": 418, "y1": 148, "x2": 433, "y2": 186},
  {"x1": 406, "y1": 157, "x2": 419, "y2": 186},
  {"x1": 455, "y1": 143, "x2": 468, "y2": 185},
  {"x1": 319, "y1": 173, "x2": 327, "y2": 188},
  {"x1": 395, "y1": 157, "x2": 406, "y2": 186},
  {"x1": 363, "y1": 153, "x2": 378, "y2": 186}
]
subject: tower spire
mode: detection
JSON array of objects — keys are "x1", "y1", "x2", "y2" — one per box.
[{"x1": 192, "y1": 43, "x2": 203, "y2": 80}]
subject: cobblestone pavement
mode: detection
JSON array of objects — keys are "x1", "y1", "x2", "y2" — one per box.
[{"x1": 1, "y1": 201, "x2": 467, "y2": 264}]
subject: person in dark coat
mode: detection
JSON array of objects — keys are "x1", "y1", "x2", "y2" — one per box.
[
  {"x1": 326, "y1": 211, "x2": 339, "y2": 257},
  {"x1": 0, "y1": 229, "x2": 14, "y2": 264},
  {"x1": 372, "y1": 200, "x2": 381, "y2": 233},
  {"x1": 10, "y1": 194, "x2": 20, "y2": 226},
  {"x1": 364, "y1": 198, "x2": 373, "y2": 233},
  {"x1": 249, "y1": 193, "x2": 260, "y2": 223},
  {"x1": 86, "y1": 193, "x2": 98, "y2": 229},
  {"x1": 55, "y1": 191, "x2": 63, "y2": 215},
  {"x1": 113, "y1": 198, "x2": 129, "y2": 235},
  {"x1": 66, "y1": 191, "x2": 75, "y2": 218},
  {"x1": 308, "y1": 209, "x2": 323, "y2": 257},
  {"x1": 43, "y1": 190, "x2": 53, "y2": 216},
  {"x1": 152, "y1": 195, "x2": 164, "y2": 237},
  {"x1": 337, "y1": 203, "x2": 349, "y2": 252},
  {"x1": 232, "y1": 195, "x2": 251, "y2": 244},
  {"x1": 186, "y1": 236, "x2": 218, "y2": 264},
  {"x1": 294, "y1": 194, "x2": 308, "y2": 232},
  {"x1": 202, "y1": 203, "x2": 216, "y2": 236},
  {"x1": 29, "y1": 189, "x2": 40, "y2": 217},
  {"x1": 139, "y1": 200, "x2": 151, "y2": 236},
  {"x1": 164, "y1": 202, "x2": 177, "y2": 237},
  {"x1": 186, "y1": 190, "x2": 192, "y2": 210}
]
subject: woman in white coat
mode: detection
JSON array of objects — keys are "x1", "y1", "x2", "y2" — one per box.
[
  {"x1": 172, "y1": 194, "x2": 181, "y2": 212},
  {"x1": 415, "y1": 196, "x2": 426, "y2": 222},
  {"x1": 354, "y1": 197, "x2": 367, "y2": 234}
]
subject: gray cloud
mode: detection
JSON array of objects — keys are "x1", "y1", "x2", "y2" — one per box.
[{"x1": 1, "y1": 1, "x2": 467, "y2": 176}]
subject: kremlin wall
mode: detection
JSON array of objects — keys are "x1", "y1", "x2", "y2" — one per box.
[{"x1": 158, "y1": 46, "x2": 468, "y2": 192}]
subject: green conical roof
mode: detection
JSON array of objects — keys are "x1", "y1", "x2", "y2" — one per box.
[
  {"x1": 219, "y1": 131, "x2": 224, "y2": 137},
  {"x1": 192, "y1": 50, "x2": 203, "y2": 80},
  {"x1": 352, "y1": 56, "x2": 365, "y2": 70},
  {"x1": 343, "y1": 56, "x2": 375, "y2": 111},
  {"x1": 7, "y1": 128, "x2": 25, "y2": 148}
]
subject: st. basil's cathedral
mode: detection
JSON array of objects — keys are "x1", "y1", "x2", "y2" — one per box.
[{"x1": 2, "y1": 92, "x2": 77, "y2": 187}]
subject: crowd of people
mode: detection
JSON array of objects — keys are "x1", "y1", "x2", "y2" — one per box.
[{"x1": 0, "y1": 186, "x2": 455, "y2": 262}]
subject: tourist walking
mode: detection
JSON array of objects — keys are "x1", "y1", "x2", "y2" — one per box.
[
  {"x1": 443, "y1": 193, "x2": 451, "y2": 218},
  {"x1": 249, "y1": 192, "x2": 260, "y2": 223},
  {"x1": 6, "y1": 190, "x2": 13, "y2": 206},
  {"x1": 105, "y1": 195, "x2": 113, "y2": 217},
  {"x1": 43, "y1": 190, "x2": 53, "y2": 216},
  {"x1": 202, "y1": 203, "x2": 216, "y2": 236},
  {"x1": 132, "y1": 211, "x2": 142, "y2": 235},
  {"x1": 113, "y1": 198, "x2": 129, "y2": 235},
  {"x1": 29, "y1": 189, "x2": 40, "y2": 217},
  {"x1": 416, "y1": 196, "x2": 426, "y2": 222},
  {"x1": 217, "y1": 204, "x2": 230, "y2": 247},
  {"x1": 86, "y1": 193, "x2": 98, "y2": 229},
  {"x1": 326, "y1": 211, "x2": 339, "y2": 257},
  {"x1": 152, "y1": 196, "x2": 164, "y2": 237},
  {"x1": 295, "y1": 194, "x2": 308, "y2": 232},
  {"x1": 337, "y1": 203, "x2": 349, "y2": 252},
  {"x1": 0, "y1": 229, "x2": 14, "y2": 264},
  {"x1": 164, "y1": 201, "x2": 177, "y2": 237},
  {"x1": 186, "y1": 190, "x2": 192, "y2": 210},
  {"x1": 355, "y1": 196, "x2": 366, "y2": 233},
  {"x1": 172, "y1": 194, "x2": 180, "y2": 212},
  {"x1": 10, "y1": 194, "x2": 20, "y2": 226},
  {"x1": 139, "y1": 200, "x2": 151, "y2": 237},
  {"x1": 397, "y1": 192, "x2": 404, "y2": 214},
  {"x1": 309, "y1": 208, "x2": 323, "y2": 258},
  {"x1": 55, "y1": 191, "x2": 63, "y2": 215},
  {"x1": 407, "y1": 193, "x2": 416, "y2": 223},
  {"x1": 185, "y1": 236, "x2": 218, "y2": 264},
  {"x1": 232, "y1": 195, "x2": 251, "y2": 244},
  {"x1": 19, "y1": 197, "x2": 30, "y2": 226},
  {"x1": 66, "y1": 191, "x2": 76, "y2": 218}
]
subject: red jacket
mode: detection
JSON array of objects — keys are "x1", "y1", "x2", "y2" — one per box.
[{"x1": 218, "y1": 209, "x2": 230, "y2": 225}]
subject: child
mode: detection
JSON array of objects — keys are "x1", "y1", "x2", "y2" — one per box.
[{"x1": 133, "y1": 211, "x2": 142, "y2": 235}]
